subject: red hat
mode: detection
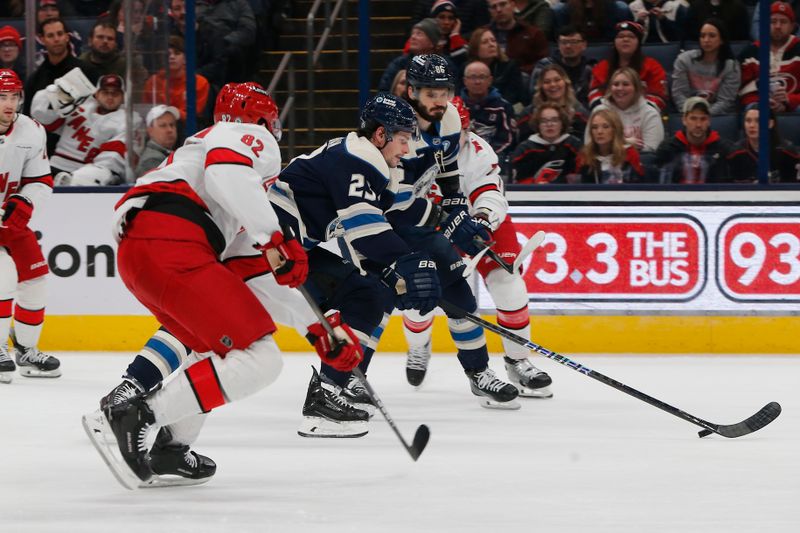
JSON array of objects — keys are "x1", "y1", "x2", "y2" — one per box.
[
  {"x1": 97, "y1": 74, "x2": 125, "y2": 92},
  {"x1": 0, "y1": 26, "x2": 22, "y2": 49},
  {"x1": 772, "y1": 2, "x2": 796, "y2": 24},
  {"x1": 615, "y1": 21, "x2": 644, "y2": 42}
]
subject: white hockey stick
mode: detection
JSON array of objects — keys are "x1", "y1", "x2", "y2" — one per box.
[{"x1": 462, "y1": 230, "x2": 545, "y2": 277}]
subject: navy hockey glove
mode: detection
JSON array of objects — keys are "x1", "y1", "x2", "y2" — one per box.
[
  {"x1": 259, "y1": 230, "x2": 309, "y2": 288},
  {"x1": 440, "y1": 208, "x2": 493, "y2": 256},
  {"x1": 0, "y1": 194, "x2": 34, "y2": 232},
  {"x1": 306, "y1": 311, "x2": 363, "y2": 372},
  {"x1": 382, "y1": 251, "x2": 441, "y2": 316}
]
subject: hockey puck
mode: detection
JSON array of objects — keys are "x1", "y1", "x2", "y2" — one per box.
[{"x1": 698, "y1": 429, "x2": 713, "y2": 438}]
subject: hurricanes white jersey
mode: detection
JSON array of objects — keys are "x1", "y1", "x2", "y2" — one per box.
[
  {"x1": 0, "y1": 113, "x2": 53, "y2": 207},
  {"x1": 30, "y1": 91, "x2": 141, "y2": 176},
  {"x1": 114, "y1": 122, "x2": 282, "y2": 248},
  {"x1": 458, "y1": 131, "x2": 508, "y2": 230}
]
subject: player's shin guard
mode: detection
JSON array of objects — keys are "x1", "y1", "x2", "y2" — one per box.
[{"x1": 148, "y1": 335, "x2": 283, "y2": 426}]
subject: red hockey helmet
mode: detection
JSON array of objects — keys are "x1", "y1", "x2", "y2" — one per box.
[
  {"x1": 214, "y1": 82, "x2": 282, "y2": 141},
  {"x1": 450, "y1": 96, "x2": 470, "y2": 130},
  {"x1": 0, "y1": 69, "x2": 23, "y2": 95}
]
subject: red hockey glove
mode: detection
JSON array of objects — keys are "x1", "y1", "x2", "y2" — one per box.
[
  {"x1": 259, "y1": 230, "x2": 308, "y2": 288},
  {"x1": 306, "y1": 311, "x2": 363, "y2": 372},
  {"x1": 1, "y1": 195, "x2": 34, "y2": 232}
]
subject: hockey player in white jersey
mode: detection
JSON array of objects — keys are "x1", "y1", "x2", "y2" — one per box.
[
  {"x1": 403, "y1": 96, "x2": 553, "y2": 398},
  {"x1": 31, "y1": 70, "x2": 142, "y2": 185},
  {"x1": 82, "y1": 82, "x2": 364, "y2": 489},
  {"x1": 396, "y1": 54, "x2": 520, "y2": 409},
  {"x1": 0, "y1": 69, "x2": 61, "y2": 383}
]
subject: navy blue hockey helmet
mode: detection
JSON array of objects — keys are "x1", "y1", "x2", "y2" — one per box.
[
  {"x1": 359, "y1": 93, "x2": 417, "y2": 140},
  {"x1": 406, "y1": 54, "x2": 455, "y2": 90}
]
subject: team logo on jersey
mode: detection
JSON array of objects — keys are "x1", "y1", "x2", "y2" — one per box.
[
  {"x1": 442, "y1": 140, "x2": 450, "y2": 152},
  {"x1": 325, "y1": 217, "x2": 346, "y2": 240},
  {"x1": 432, "y1": 137, "x2": 441, "y2": 146}
]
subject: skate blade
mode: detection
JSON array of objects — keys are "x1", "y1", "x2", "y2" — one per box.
[
  {"x1": 19, "y1": 367, "x2": 62, "y2": 378},
  {"x1": 518, "y1": 386, "x2": 553, "y2": 399},
  {"x1": 0, "y1": 372, "x2": 12, "y2": 384},
  {"x1": 477, "y1": 398, "x2": 521, "y2": 410},
  {"x1": 297, "y1": 416, "x2": 368, "y2": 438},
  {"x1": 81, "y1": 410, "x2": 145, "y2": 490},
  {"x1": 139, "y1": 474, "x2": 212, "y2": 489}
]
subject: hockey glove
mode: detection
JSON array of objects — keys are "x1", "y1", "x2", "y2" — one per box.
[
  {"x1": 0, "y1": 194, "x2": 34, "y2": 232},
  {"x1": 259, "y1": 230, "x2": 309, "y2": 288},
  {"x1": 46, "y1": 67, "x2": 95, "y2": 117},
  {"x1": 306, "y1": 311, "x2": 363, "y2": 372},
  {"x1": 382, "y1": 251, "x2": 441, "y2": 316},
  {"x1": 440, "y1": 207, "x2": 493, "y2": 256}
]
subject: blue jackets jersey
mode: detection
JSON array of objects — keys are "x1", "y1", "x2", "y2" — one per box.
[{"x1": 269, "y1": 132, "x2": 410, "y2": 267}]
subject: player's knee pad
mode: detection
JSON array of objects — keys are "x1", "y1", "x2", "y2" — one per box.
[
  {"x1": 0, "y1": 249, "x2": 18, "y2": 298},
  {"x1": 485, "y1": 268, "x2": 528, "y2": 310},
  {"x1": 216, "y1": 335, "x2": 283, "y2": 403},
  {"x1": 441, "y1": 278, "x2": 477, "y2": 314}
]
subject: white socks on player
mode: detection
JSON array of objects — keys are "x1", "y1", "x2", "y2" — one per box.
[
  {"x1": 485, "y1": 268, "x2": 531, "y2": 360},
  {"x1": 14, "y1": 276, "x2": 47, "y2": 348}
]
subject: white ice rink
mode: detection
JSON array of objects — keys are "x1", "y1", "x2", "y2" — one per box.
[{"x1": 1, "y1": 352, "x2": 797, "y2": 533}]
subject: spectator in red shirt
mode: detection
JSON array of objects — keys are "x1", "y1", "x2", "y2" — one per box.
[{"x1": 588, "y1": 21, "x2": 668, "y2": 111}]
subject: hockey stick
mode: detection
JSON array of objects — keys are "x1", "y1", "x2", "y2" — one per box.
[
  {"x1": 462, "y1": 230, "x2": 546, "y2": 277},
  {"x1": 297, "y1": 285, "x2": 431, "y2": 461},
  {"x1": 437, "y1": 300, "x2": 782, "y2": 439}
]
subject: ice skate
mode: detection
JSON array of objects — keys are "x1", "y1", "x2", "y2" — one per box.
[
  {"x1": 465, "y1": 367, "x2": 521, "y2": 410},
  {"x1": 504, "y1": 356, "x2": 553, "y2": 398},
  {"x1": 0, "y1": 344, "x2": 15, "y2": 384},
  {"x1": 298, "y1": 367, "x2": 369, "y2": 438},
  {"x1": 141, "y1": 428, "x2": 216, "y2": 488},
  {"x1": 405, "y1": 341, "x2": 431, "y2": 386},
  {"x1": 99, "y1": 376, "x2": 146, "y2": 410},
  {"x1": 342, "y1": 374, "x2": 376, "y2": 417},
  {"x1": 14, "y1": 345, "x2": 61, "y2": 378},
  {"x1": 82, "y1": 395, "x2": 155, "y2": 490}
]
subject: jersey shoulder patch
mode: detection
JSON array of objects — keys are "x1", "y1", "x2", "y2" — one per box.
[
  {"x1": 343, "y1": 132, "x2": 391, "y2": 181},
  {"x1": 440, "y1": 103, "x2": 463, "y2": 138}
]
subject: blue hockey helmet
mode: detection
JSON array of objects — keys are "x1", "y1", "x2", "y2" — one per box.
[
  {"x1": 359, "y1": 93, "x2": 417, "y2": 140},
  {"x1": 406, "y1": 54, "x2": 455, "y2": 91}
]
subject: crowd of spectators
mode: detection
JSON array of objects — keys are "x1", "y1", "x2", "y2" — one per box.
[{"x1": 397, "y1": 0, "x2": 800, "y2": 184}]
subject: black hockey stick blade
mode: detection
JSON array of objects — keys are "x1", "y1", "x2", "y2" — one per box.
[
  {"x1": 410, "y1": 424, "x2": 431, "y2": 461},
  {"x1": 698, "y1": 401, "x2": 782, "y2": 439}
]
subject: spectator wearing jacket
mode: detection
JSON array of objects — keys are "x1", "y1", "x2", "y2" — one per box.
[
  {"x1": 0, "y1": 25, "x2": 25, "y2": 80},
  {"x1": 403, "y1": 1, "x2": 469, "y2": 67},
  {"x1": 34, "y1": 0, "x2": 82, "y2": 66},
  {"x1": 518, "y1": 63, "x2": 589, "y2": 140},
  {"x1": 726, "y1": 105, "x2": 800, "y2": 183},
  {"x1": 751, "y1": 1, "x2": 800, "y2": 40},
  {"x1": 511, "y1": 102, "x2": 581, "y2": 183},
  {"x1": 197, "y1": 0, "x2": 257, "y2": 81},
  {"x1": 671, "y1": 17, "x2": 740, "y2": 114},
  {"x1": 588, "y1": 21, "x2": 668, "y2": 111},
  {"x1": 654, "y1": 96, "x2": 731, "y2": 184},
  {"x1": 136, "y1": 104, "x2": 180, "y2": 176},
  {"x1": 514, "y1": 0, "x2": 555, "y2": 39},
  {"x1": 740, "y1": 2, "x2": 800, "y2": 111},
  {"x1": 487, "y1": 0, "x2": 549, "y2": 82},
  {"x1": 553, "y1": 0, "x2": 633, "y2": 42},
  {"x1": 591, "y1": 67, "x2": 664, "y2": 152},
  {"x1": 685, "y1": 0, "x2": 750, "y2": 41},
  {"x1": 410, "y1": 0, "x2": 491, "y2": 36},
  {"x1": 461, "y1": 60, "x2": 518, "y2": 159},
  {"x1": 529, "y1": 25, "x2": 596, "y2": 107},
  {"x1": 629, "y1": 0, "x2": 687, "y2": 43},
  {"x1": 379, "y1": 19, "x2": 446, "y2": 92},
  {"x1": 142, "y1": 36, "x2": 210, "y2": 122},
  {"x1": 572, "y1": 106, "x2": 645, "y2": 183},
  {"x1": 466, "y1": 27, "x2": 529, "y2": 107}
]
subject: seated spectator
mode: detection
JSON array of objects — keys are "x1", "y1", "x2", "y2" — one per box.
[
  {"x1": 24, "y1": 17, "x2": 99, "y2": 117},
  {"x1": 391, "y1": 69, "x2": 409, "y2": 98},
  {"x1": 588, "y1": 21, "x2": 668, "y2": 111},
  {"x1": 751, "y1": 1, "x2": 800, "y2": 40},
  {"x1": 726, "y1": 105, "x2": 800, "y2": 183},
  {"x1": 592, "y1": 67, "x2": 664, "y2": 152},
  {"x1": 0, "y1": 26, "x2": 25, "y2": 80},
  {"x1": 685, "y1": 0, "x2": 750, "y2": 41},
  {"x1": 511, "y1": 102, "x2": 582, "y2": 183},
  {"x1": 553, "y1": 0, "x2": 633, "y2": 42},
  {"x1": 518, "y1": 63, "x2": 589, "y2": 139},
  {"x1": 654, "y1": 96, "x2": 731, "y2": 183},
  {"x1": 136, "y1": 104, "x2": 180, "y2": 176},
  {"x1": 461, "y1": 60, "x2": 518, "y2": 160},
  {"x1": 169, "y1": 0, "x2": 226, "y2": 89},
  {"x1": 403, "y1": 2, "x2": 469, "y2": 67},
  {"x1": 571, "y1": 107, "x2": 645, "y2": 183},
  {"x1": 143, "y1": 36, "x2": 210, "y2": 122},
  {"x1": 108, "y1": 0, "x2": 160, "y2": 75},
  {"x1": 197, "y1": 0, "x2": 257, "y2": 81},
  {"x1": 487, "y1": 0, "x2": 549, "y2": 84},
  {"x1": 411, "y1": 0, "x2": 491, "y2": 36},
  {"x1": 629, "y1": 0, "x2": 686, "y2": 42},
  {"x1": 32, "y1": 72, "x2": 143, "y2": 185},
  {"x1": 514, "y1": 0, "x2": 555, "y2": 40},
  {"x1": 78, "y1": 20, "x2": 126, "y2": 78},
  {"x1": 379, "y1": 19, "x2": 446, "y2": 92},
  {"x1": 34, "y1": 0, "x2": 82, "y2": 66},
  {"x1": 466, "y1": 27, "x2": 528, "y2": 107},
  {"x1": 740, "y1": 2, "x2": 800, "y2": 111},
  {"x1": 529, "y1": 25, "x2": 596, "y2": 107},
  {"x1": 671, "y1": 18, "x2": 740, "y2": 114}
]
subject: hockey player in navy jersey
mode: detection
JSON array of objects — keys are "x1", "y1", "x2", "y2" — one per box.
[{"x1": 394, "y1": 54, "x2": 520, "y2": 409}]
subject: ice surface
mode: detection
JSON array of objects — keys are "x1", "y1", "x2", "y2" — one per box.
[{"x1": 1, "y1": 352, "x2": 798, "y2": 533}]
